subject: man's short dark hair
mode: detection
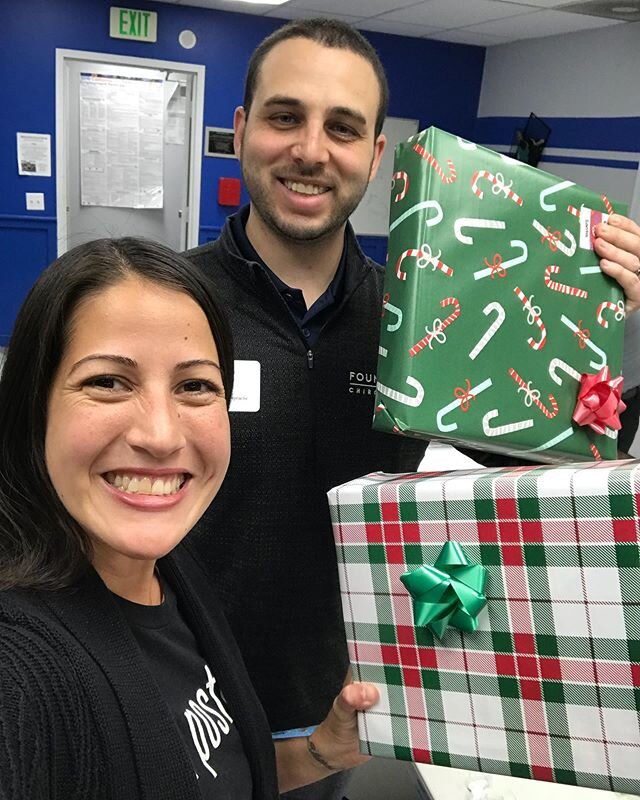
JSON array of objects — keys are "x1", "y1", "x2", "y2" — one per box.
[
  {"x1": 0, "y1": 237, "x2": 234, "y2": 590},
  {"x1": 243, "y1": 18, "x2": 389, "y2": 139}
]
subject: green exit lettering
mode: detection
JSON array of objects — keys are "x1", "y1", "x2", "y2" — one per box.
[
  {"x1": 119, "y1": 9, "x2": 150, "y2": 37},
  {"x1": 110, "y1": 7, "x2": 157, "y2": 42}
]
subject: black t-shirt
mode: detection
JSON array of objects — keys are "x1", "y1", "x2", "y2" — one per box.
[{"x1": 114, "y1": 581, "x2": 253, "y2": 799}]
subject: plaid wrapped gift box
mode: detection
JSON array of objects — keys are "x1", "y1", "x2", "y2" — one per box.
[
  {"x1": 373, "y1": 127, "x2": 627, "y2": 463},
  {"x1": 328, "y1": 462, "x2": 640, "y2": 794}
]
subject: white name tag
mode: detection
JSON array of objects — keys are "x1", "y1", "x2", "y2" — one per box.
[
  {"x1": 229, "y1": 360, "x2": 260, "y2": 412},
  {"x1": 579, "y1": 206, "x2": 609, "y2": 251}
]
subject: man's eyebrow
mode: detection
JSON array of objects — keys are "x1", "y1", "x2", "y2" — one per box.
[
  {"x1": 262, "y1": 96, "x2": 368, "y2": 127},
  {"x1": 263, "y1": 95, "x2": 303, "y2": 109},
  {"x1": 330, "y1": 106, "x2": 367, "y2": 127}
]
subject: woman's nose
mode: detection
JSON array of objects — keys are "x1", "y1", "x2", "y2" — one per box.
[{"x1": 125, "y1": 393, "x2": 186, "y2": 458}]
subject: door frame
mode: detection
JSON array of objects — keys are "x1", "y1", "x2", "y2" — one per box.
[{"x1": 55, "y1": 48, "x2": 205, "y2": 255}]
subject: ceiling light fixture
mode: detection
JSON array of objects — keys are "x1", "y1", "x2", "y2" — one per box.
[
  {"x1": 611, "y1": 5, "x2": 639, "y2": 10},
  {"x1": 233, "y1": 0, "x2": 289, "y2": 5}
]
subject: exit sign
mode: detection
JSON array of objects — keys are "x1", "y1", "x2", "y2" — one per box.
[{"x1": 110, "y1": 7, "x2": 157, "y2": 42}]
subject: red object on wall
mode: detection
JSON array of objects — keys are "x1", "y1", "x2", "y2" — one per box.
[{"x1": 218, "y1": 177, "x2": 241, "y2": 207}]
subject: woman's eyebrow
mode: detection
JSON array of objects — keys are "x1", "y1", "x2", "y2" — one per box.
[
  {"x1": 175, "y1": 359, "x2": 221, "y2": 373},
  {"x1": 68, "y1": 354, "x2": 137, "y2": 374}
]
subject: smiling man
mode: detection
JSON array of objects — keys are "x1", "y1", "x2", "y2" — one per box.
[
  {"x1": 186, "y1": 19, "x2": 426, "y2": 800},
  {"x1": 185, "y1": 17, "x2": 640, "y2": 800}
]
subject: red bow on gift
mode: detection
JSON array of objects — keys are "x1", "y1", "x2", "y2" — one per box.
[{"x1": 572, "y1": 366, "x2": 627, "y2": 435}]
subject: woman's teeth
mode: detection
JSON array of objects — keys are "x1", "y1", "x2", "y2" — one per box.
[{"x1": 104, "y1": 473, "x2": 185, "y2": 496}]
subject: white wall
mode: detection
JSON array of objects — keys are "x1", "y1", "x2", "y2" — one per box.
[
  {"x1": 479, "y1": 22, "x2": 640, "y2": 119},
  {"x1": 478, "y1": 22, "x2": 640, "y2": 206}
]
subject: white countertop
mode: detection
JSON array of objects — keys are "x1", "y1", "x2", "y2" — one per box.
[{"x1": 416, "y1": 763, "x2": 637, "y2": 800}]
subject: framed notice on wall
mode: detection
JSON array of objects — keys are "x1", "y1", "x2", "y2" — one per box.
[{"x1": 205, "y1": 127, "x2": 236, "y2": 159}]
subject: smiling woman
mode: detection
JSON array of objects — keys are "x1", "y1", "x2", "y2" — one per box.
[
  {"x1": 0, "y1": 237, "x2": 378, "y2": 799},
  {"x1": 0, "y1": 238, "x2": 234, "y2": 593},
  {"x1": 44, "y1": 275, "x2": 232, "y2": 603}
]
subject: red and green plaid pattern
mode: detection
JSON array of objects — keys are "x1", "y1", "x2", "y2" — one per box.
[{"x1": 328, "y1": 461, "x2": 640, "y2": 794}]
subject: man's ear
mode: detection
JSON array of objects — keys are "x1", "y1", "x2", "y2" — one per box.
[
  {"x1": 368, "y1": 134, "x2": 386, "y2": 183},
  {"x1": 233, "y1": 106, "x2": 246, "y2": 158}
]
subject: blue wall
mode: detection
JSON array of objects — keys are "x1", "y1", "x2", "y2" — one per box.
[{"x1": 0, "y1": 0, "x2": 485, "y2": 340}]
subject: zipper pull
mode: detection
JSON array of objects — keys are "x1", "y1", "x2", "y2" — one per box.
[{"x1": 306, "y1": 349, "x2": 314, "y2": 369}]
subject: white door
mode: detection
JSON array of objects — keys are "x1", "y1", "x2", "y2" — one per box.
[{"x1": 56, "y1": 50, "x2": 205, "y2": 254}]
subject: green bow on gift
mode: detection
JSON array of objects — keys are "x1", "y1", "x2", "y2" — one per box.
[{"x1": 400, "y1": 541, "x2": 488, "y2": 640}]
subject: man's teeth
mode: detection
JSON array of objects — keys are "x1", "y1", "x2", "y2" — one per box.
[
  {"x1": 105, "y1": 473, "x2": 185, "y2": 496},
  {"x1": 284, "y1": 180, "x2": 328, "y2": 196}
]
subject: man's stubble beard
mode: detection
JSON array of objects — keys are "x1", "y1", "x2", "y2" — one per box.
[{"x1": 239, "y1": 156, "x2": 372, "y2": 244}]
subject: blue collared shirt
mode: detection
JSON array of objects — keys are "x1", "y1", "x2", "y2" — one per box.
[{"x1": 230, "y1": 209, "x2": 346, "y2": 348}]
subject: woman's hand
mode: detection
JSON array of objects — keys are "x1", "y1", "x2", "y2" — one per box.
[
  {"x1": 594, "y1": 214, "x2": 640, "y2": 315},
  {"x1": 274, "y1": 681, "x2": 379, "y2": 793}
]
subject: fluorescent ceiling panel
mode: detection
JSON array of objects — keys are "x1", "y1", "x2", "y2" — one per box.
[
  {"x1": 467, "y1": 7, "x2": 623, "y2": 37},
  {"x1": 378, "y1": 0, "x2": 537, "y2": 27},
  {"x1": 357, "y1": 18, "x2": 442, "y2": 36},
  {"x1": 283, "y1": 0, "x2": 417, "y2": 15}
]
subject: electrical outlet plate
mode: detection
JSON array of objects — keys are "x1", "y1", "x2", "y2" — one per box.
[{"x1": 26, "y1": 192, "x2": 45, "y2": 211}]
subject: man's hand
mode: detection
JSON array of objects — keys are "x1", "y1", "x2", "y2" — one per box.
[
  {"x1": 594, "y1": 214, "x2": 640, "y2": 315},
  {"x1": 274, "y1": 682, "x2": 379, "y2": 793},
  {"x1": 307, "y1": 682, "x2": 379, "y2": 773}
]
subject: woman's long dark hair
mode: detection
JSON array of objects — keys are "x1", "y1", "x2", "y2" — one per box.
[{"x1": 0, "y1": 237, "x2": 234, "y2": 590}]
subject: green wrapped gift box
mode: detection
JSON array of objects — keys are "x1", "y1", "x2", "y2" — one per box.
[
  {"x1": 328, "y1": 461, "x2": 640, "y2": 793},
  {"x1": 373, "y1": 127, "x2": 627, "y2": 462}
]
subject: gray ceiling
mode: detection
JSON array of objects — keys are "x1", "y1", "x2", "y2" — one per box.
[{"x1": 154, "y1": 0, "x2": 640, "y2": 45}]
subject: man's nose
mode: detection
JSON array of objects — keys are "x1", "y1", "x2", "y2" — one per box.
[{"x1": 290, "y1": 122, "x2": 330, "y2": 167}]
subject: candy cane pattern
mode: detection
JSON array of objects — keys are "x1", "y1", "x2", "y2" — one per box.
[
  {"x1": 389, "y1": 200, "x2": 443, "y2": 234},
  {"x1": 596, "y1": 299, "x2": 625, "y2": 329},
  {"x1": 469, "y1": 302, "x2": 506, "y2": 360},
  {"x1": 382, "y1": 296, "x2": 403, "y2": 332},
  {"x1": 514, "y1": 287, "x2": 547, "y2": 350},
  {"x1": 373, "y1": 403, "x2": 402, "y2": 434},
  {"x1": 560, "y1": 314, "x2": 607, "y2": 370},
  {"x1": 532, "y1": 219, "x2": 577, "y2": 257},
  {"x1": 409, "y1": 297, "x2": 460, "y2": 357},
  {"x1": 471, "y1": 170, "x2": 523, "y2": 206},
  {"x1": 590, "y1": 443, "x2": 602, "y2": 461},
  {"x1": 416, "y1": 244, "x2": 453, "y2": 276},
  {"x1": 392, "y1": 171, "x2": 409, "y2": 202},
  {"x1": 436, "y1": 378, "x2": 493, "y2": 433},
  {"x1": 395, "y1": 244, "x2": 453, "y2": 281},
  {"x1": 454, "y1": 217, "x2": 506, "y2": 245},
  {"x1": 540, "y1": 180, "x2": 575, "y2": 212},
  {"x1": 507, "y1": 367, "x2": 559, "y2": 419},
  {"x1": 482, "y1": 409, "x2": 534, "y2": 438},
  {"x1": 530, "y1": 428, "x2": 574, "y2": 453},
  {"x1": 473, "y1": 240, "x2": 527, "y2": 280},
  {"x1": 395, "y1": 249, "x2": 421, "y2": 281},
  {"x1": 548, "y1": 358, "x2": 581, "y2": 386},
  {"x1": 544, "y1": 265, "x2": 589, "y2": 299},
  {"x1": 376, "y1": 376, "x2": 424, "y2": 407},
  {"x1": 568, "y1": 200, "x2": 614, "y2": 219},
  {"x1": 601, "y1": 194, "x2": 614, "y2": 215},
  {"x1": 412, "y1": 143, "x2": 457, "y2": 184}
]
